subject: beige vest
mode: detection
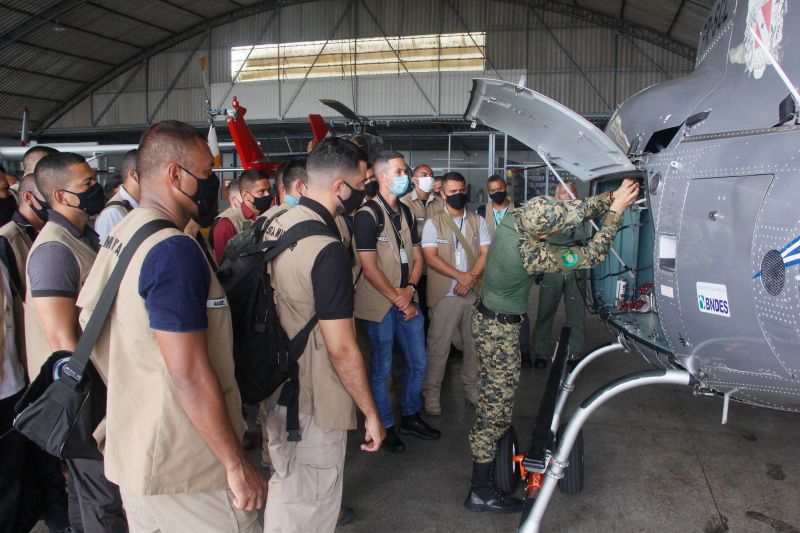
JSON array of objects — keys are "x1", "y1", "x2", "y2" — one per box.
[
  {"x1": 483, "y1": 200, "x2": 515, "y2": 236},
  {"x1": 216, "y1": 204, "x2": 248, "y2": 233},
  {"x1": 0, "y1": 221, "x2": 32, "y2": 370},
  {"x1": 24, "y1": 222, "x2": 96, "y2": 376},
  {"x1": 265, "y1": 205, "x2": 357, "y2": 431},
  {"x1": 353, "y1": 200, "x2": 417, "y2": 321},
  {"x1": 400, "y1": 190, "x2": 439, "y2": 236},
  {"x1": 76, "y1": 208, "x2": 243, "y2": 495},
  {"x1": 426, "y1": 209, "x2": 483, "y2": 308}
]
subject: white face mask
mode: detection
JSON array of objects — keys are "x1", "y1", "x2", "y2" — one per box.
[{"x1": 417, "y1": 176, "x2": 435, "y2": 193}]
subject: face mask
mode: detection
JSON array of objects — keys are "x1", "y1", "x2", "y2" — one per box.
[
  {"x1": 364, "y1": 180, "x2": 379, "y2": 198},
  {"x1": 489, "y1": 191, "x2": 507, "y2": 205},
  {"x1": 31, "y1": 196, "x2": 49, "y2": 223},
  {"x1": 193, "y1": 211, "x2": 217, "y2": 228},
  {"x1": 179, "y1": 166, "x2": 219, "y2": 219},
  {"x1": 445, "y1": 192, "x2": 467, "y2": 210},
  {"x1": 249, "y1": 194, "x2": 273, "y2": 214},
  {"x1": 338, "y1": 181, "x2": 367, "y2": 215},
  {"x1": 61, "y1": 182, "x2": 105, "y2": 216},
  {"x1": 417, "y1": 176, "x2": 435, "y2": 193},
  {"x1": 389, "y1": 174, "x2": 410, "y2": 197},
  {"x1": 283, "y1": 194, "x2": 300, "y2": 207}
]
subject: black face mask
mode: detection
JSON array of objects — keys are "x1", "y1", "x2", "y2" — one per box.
[
  {"x1": 489, "y1": 191, "x2": 507, "y2": 205},
  {"x1": 339, "y1": 181, "x2": 367, "y2": 215},
  {"x1": 179, "y1": 166, "x2": 220, "y2": 219},
  {"x1": 62, "y1": 183, "x2": 105, "y2": 216},
  {"x1": 0, "y1": 195, "x2": 16, "y2": 225},
  {"x1": 445, "y1": 192, "x2": 467, "y2": 210},
  {"x1": 364, "y1": 180, "x2": 379, "y2": 198},
  {"x1": 31, "y1": 196, "x2": 49, "y2": 224},
  {"x1": 249, "y1": 194, "x2": 273, "y2": 214},
  {"x1": 193, "y1": 211, "x2": 217, "y2": 229}
]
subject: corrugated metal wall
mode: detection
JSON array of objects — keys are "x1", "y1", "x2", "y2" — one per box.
[{"x1": 49, "y1": 0, "x2": 695, "y2": 131}]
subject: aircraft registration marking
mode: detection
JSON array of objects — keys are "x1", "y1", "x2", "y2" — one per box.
[
  {"x1": 696, "y1": 282, "x2": 731, "y2": 318},
  {"x1": 660, "y1": 285, "x2": 674, "y2": 298}
]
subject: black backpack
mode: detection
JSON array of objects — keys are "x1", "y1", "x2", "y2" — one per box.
[{"x1": 217, "y1": 216, "x2": 336, "y2": 441}]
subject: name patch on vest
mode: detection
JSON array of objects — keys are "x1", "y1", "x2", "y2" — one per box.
[
  {"x1": 377, "y1": 235, "x2": 389, "y2": 242},
  {"x1": 436, "y1": 238, "x2": 450, "y2": 244},
  {"x1": 102, "y1": 235, "x2": 125, "y2": 257},
  {"x1": 207, "y1": 297, "x2": 228, "y2": 309},
  {"x1": 264, "y1": 225, "x2": 284, "y2": 239}
]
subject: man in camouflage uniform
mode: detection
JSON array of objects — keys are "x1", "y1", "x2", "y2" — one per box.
[{"x1": 465, "y1": 179, "x2": 640, "y2": 513}]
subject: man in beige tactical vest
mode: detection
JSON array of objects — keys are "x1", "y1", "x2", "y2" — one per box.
[
  {"x1": 420, "y1": 172, "x2": 491, "y2": 415},
  {"x1": 26, "y1": 152, "x2": 126, "y2": 532},
  {"x1": 263, "y1": 136, "x2": 384, "y2": 533},
  {"x1": 211, "y1": 168, "x2": 271, "y2": 264},
  {"x1": 353, "y1": 151, "x2": 441, "y2": 453},
  {"x1": 0, "y1": 172, "x2": 71, "y2": 532},
  {"x1": 78, "y1": 121, "x2": 265, "y2": 533},
  {"x1": 477, "y1": 174, "x2": 533, "y2": 368},
  {"x1": 401, "y1": 163, "x2": 442, "y2": 326},
  {"x1": 95, "y1": 148, "x2": 140, "y2": 244}
]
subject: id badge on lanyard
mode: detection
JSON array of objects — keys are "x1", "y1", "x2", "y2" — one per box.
[{"x1": 399, "y1": 247, "x2": 409, "y2": 264}]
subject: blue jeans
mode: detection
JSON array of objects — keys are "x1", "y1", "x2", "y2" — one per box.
[{"x1": 363, "y1": 305, "x2": 427, "y2": 429}]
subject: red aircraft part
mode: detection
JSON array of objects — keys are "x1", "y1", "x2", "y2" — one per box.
[
  {"x1": 308, "y1": 114, "x2": 330, "y2": 142},
  {"x1": 226, "y1": 97, "x2": 280, "y2": 176}
]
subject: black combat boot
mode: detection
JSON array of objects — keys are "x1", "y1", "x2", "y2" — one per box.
[{"x1": 464, "y1": 462, "x2": 523, "y2": 513}]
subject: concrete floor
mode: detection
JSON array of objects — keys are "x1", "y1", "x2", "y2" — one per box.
[
  {"x1": 32, "y1": 287, "x2": 800, "y2": 532},
  {"x1": 332, "y1": 287, "x2": 800, "y2": 533}
]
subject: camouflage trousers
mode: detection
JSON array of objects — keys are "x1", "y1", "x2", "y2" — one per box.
[{"x1": 468, "y1": 306, "x2": 522, "y2": 463}]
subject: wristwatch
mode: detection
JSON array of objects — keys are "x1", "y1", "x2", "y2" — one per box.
[{"x1": 408, "y1": 282, "x2": 417, "y2": 293}]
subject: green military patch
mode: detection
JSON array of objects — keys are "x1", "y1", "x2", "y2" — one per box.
[{"x1": 561, "y1": 248, "x2": 579, "y2": 268}]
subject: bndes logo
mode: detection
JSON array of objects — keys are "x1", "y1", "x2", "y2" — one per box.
[{"x1": 696, "y1": 282, "x2": 731, "y2": 318}]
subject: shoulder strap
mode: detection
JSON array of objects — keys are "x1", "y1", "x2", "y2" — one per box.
[
  {"x1": 0, "y1": 236, "x2": 22, "y2": 298},
  {"x1": 106, "y1": 200, "x2": 132, "y2": 212},
  {"x1": 362, "y1": 200, "x2": 384, "y2": 236},
  {"x1": 239, "y1": 219, "x2": 338, "y2": 258},
  {"x1": 61, "y1": 218, "x2": 177, "y2": 388},
  {"x1": 398, "y1": 202, "x2": 414, "y2": 232},
  {"x1": 439, "y1": 210, "x2": 478, "y2": 270}
]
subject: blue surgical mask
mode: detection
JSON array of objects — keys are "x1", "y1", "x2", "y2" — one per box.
[
  {"x1": 389, "y1": 174, "x2": 410, "y2": 197},
  {"x1": 283, "y1": 194, "x2": 300, "y2": 206}
]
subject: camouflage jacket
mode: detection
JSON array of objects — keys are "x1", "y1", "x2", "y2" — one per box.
[{"x1": 481, "y1": 192, "x2": 621, "y2": 315}]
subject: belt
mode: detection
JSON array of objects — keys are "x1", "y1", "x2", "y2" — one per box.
[{"x1": 475, "y1": 300, "x2": 523, "y2": 324}]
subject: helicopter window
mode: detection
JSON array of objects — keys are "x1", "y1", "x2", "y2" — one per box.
[
  {"x1": 643, "y1": 126, "x2": 681, "y2": 154},
  {"x1": 658, "y1": 234, "x2": 676, "y2": 271}
]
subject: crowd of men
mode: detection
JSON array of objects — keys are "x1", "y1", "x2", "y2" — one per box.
[{"x1": 0, "y1": 121, "x2": 639, "y2": 532}]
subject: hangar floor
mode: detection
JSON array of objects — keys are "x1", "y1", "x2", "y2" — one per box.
[
  {"x1": 31, "y1": 286, "x2": 800, "y2": 533},
  {"x1": 333, "y1": 286, "x2": 800, "y2": 533}
]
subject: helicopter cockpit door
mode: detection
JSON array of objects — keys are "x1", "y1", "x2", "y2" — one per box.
[{"x1": 464, "y1": 79, "x2": 636, "y2": 182}]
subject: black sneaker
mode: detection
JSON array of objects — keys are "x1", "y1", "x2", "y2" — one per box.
[
  {"x1": 399, "y1": 412, "x2": 441, "y2": 440},
  {"x1": 381, "y1": 427, "x2": 406, "y2": 453}
]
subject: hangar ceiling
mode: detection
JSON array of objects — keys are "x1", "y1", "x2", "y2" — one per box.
[{"x1": 0, "y1": 0, "x2": 713, "y2": 138}]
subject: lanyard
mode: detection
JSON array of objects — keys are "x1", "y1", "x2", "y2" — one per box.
[
  {"x1": 452, "y1": 214, "x2": 465, "y2": 251},
  {"x1": 376, "y1": 196, "x2": 406, "y2": 249}
]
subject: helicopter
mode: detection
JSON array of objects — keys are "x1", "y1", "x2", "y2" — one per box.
[{"x1": 463, "y1": 0, "x2": 800, "y2": 530}]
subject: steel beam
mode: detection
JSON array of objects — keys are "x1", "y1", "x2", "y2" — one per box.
[
  {"x1": 0, "y1": 64, "x2": 84, "y2": 84},
  {"x1": 93, "y1": 61, "x2": 146, "y2": 127},
  {"x1": 218, "y1": 7, "x2": 281, "y2": 109},
  {"x1": 532, "y1": 9, "x2": 614, "y2": 113},
  {"x1": 0, "y1": 90, "x2": 62, "y2": 103},
  {"x1": 444, "y1": 0, "x2": 503, "y2": 81},
  {"x1": 85, "y1": 1, "x2": 176, "y2": 35},
  {"x1": 360, "y1": 0, "x2": 438, "y2": 115},
  {"x1": 501, "y1": 0, "x2": 698, "y2": 61},
  {"x1": 280, "y1": 2, "x2": 352, "y2": 119},
  {"x1": 621, "y1": 32, "x2": 674, "y2": 79},
  {"x1": 0, "y1": 0, "x2": 89, "y2": 54},
  {"x1": 147, "y1": 34, "x2": 207, "y2": 124}
]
